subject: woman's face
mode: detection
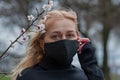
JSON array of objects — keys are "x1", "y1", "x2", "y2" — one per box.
[{"x1": 44, "y1": 19, "x2": 78, "y2": 43}]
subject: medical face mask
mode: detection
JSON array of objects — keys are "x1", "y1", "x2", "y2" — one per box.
[{"x1": 44, "y1": 40, "x2": 78, "y2": 66}]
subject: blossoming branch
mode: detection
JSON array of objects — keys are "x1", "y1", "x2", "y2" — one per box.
[{"x1": 0, "y1": 0, "x2": 54, "y2": 61}]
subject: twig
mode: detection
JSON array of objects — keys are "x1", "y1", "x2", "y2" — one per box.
[
  {"x1": 0, "y1": 9, "x2": 45, "y2": 60},
  {"x1": 0, "y1": 0, "x2": 53, "y2": 61}
]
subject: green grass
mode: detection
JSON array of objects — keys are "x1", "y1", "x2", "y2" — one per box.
[
  {"x1": 0, "y1": 74, "x2": 11, "y2": 80},
  {"x1": 111, "y1": 73, "x2": 120, "y2": 80}
]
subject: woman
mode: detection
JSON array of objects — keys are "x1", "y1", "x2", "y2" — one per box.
[{"x1": 13, "y1": 10, "x2": 104, "y2": 80}]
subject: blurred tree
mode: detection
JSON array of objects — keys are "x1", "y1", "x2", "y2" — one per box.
[
  {"x1": 0, "y1": 0, "x2": 43, "y2": 28},
  {"x1": 59, "y1": 0, "x2": 120, "y2": 80}
]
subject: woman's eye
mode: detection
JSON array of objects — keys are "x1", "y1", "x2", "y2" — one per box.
[
  {"x1": 67, "y1": 34, "x2": 75, "y2": 38},
  {"x1": 51, "y1": 35, "x2": 60, "y2": 40}
]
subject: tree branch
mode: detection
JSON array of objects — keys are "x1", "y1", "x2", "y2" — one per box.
[{"x1": 0, "y1": 9, "x2": 45, "y2": 60}]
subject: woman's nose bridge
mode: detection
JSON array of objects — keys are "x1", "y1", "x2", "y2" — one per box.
[{"x1": 62, "y1": 35, "x2": 67, "y2": 39}]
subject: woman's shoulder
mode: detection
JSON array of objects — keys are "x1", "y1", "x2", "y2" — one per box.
[
  {"x1": 22, "y1": 64, "x2": 43, "y2": 75},
  {"x1": 16, "y1": 64, "x2": 43, "y2": 80},
  {"x1": 21, "y1": 67, "x2": 33, "y2": 76},
  {"x1": 16, "y1": 67, "x2": 33, "y2": 79}
]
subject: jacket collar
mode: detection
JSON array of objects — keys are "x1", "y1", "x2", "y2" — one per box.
[{"x1": 38, "y1": 54, "x2": 72, "y2": 70}]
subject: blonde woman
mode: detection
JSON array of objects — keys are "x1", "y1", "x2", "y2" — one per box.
[{"x1": 13, "y1": 10, "x2": 104, "y2": 80}]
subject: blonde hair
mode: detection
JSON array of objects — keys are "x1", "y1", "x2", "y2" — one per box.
[{"x1": 12, "y1": 9, "x2": 78, "y2": 80}]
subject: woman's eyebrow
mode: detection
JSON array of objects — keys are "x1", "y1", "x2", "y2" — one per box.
[
  {"x1": 67, "y1": 30, "x2": 75, "y2": 33},
  {"x1": 50, "y1": 30, "x2": 75, "y2": 34},
  {"x1": 51, "y1": 31, "x2": 61, "y2": 34}
]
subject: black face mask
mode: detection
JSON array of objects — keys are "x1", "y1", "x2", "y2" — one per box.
[{"x1": 44, "y1": 40, "x2": 78, "y2": 66}]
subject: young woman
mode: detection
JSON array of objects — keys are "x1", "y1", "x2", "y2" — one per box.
[{"x1": 13, "y1": 10, "x2": 104, "y2": 80}]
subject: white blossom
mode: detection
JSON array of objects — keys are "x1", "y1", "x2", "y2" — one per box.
[
  {"x1": 42, "y1": 4, "x2": 52, "y2": 11},
  {"x1": 36, "y1": 24, "x2": 46, "y2": 33},
  {"x1": 40, "y1": 24, "x2": 45, "y2": 31},
  {"x1": 47, "y1": 5, "x2": 52, "y2": 11},
  {"x1": 27, "y1": 15, "x2": 34, "y2": 21},
  {"x1": 42, "y1": 4, "x2": 48, "y2": 10},
  {"x1": 49, "y1": 0, "x2": 53, "y2": 6},
  {"x1": 11, "y1": 44, "x2": 15, "y2": 48},
  {"x1": 43, "y1": 16, "x2": 47, "y2": 22},
  {"x1": 21, "y1": 28, "x2": 26, "y2": 33},
  {"x1": 42, "y1": 0, "x2": 53, "y2": 11},
  {"x1": 41, "y1": 30, "x2": 46, "y2": 34}
]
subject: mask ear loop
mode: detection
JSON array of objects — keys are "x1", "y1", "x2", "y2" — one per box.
[{"x1": 77, "y1": 37, "x2": 90, "y2": 54}]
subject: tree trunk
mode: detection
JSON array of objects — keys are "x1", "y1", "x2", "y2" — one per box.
[{"x1": 102, "y1": 23, "x2": 110, "y2": 80}]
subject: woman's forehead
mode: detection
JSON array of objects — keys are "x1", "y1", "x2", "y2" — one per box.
[{"x1": 45, "y1": 19, "x2": 77, "y2": 33}]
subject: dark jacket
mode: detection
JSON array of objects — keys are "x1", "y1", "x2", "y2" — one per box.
[{"x1": 16, "y1": 42, "x2": 104, "y2": 80}]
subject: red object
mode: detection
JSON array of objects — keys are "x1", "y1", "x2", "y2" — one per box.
[
  {"x1": 38, "y1": 26, "x2": 40, "y2": 30},
  {"x1": 23, "y1": 38, "x2": 26, "y2": 41}
]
